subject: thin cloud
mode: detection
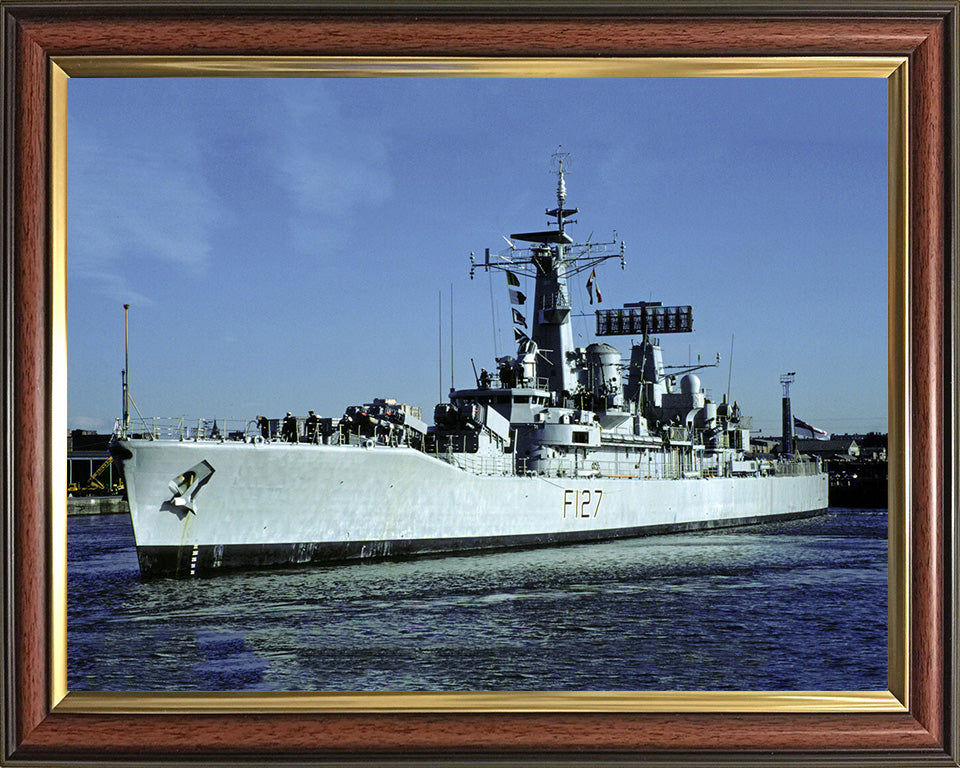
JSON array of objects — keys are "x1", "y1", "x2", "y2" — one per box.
[
  {"x1": 268, "y1": 85, "x2": 393, "y2": 252},
  {"x1": 73, "y1": 269, "x2": 155, "y2": 308},
  {"x1": 68, "y1": 114, "x2": 222, "y2": 300}
]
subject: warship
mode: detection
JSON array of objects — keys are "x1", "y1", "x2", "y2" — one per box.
[{"x1": 111, "y1": 150, "x2": 828, "y2": 578}]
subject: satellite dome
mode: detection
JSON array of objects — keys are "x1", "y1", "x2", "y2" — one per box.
[{"x1": 680, "y1": 374, "x2": 701, "y2": 394}]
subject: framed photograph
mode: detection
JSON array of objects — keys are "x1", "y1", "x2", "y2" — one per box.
[{"x1": 2, "y1": 2, "x2": 956, "y2": 765}]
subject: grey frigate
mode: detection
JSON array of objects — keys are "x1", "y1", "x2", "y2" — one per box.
[{"x1": 111, "y1": 150, "x2": 827, "y2": 578}]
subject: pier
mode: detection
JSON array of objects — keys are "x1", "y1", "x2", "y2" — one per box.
[
  {"x1": 67, "y1": 430, "x2": 127, "y2": 515},
  {"x1": 68, "y1": 496, "x2": 128, "y2": 516}
]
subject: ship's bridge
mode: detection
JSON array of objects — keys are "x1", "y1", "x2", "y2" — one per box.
[{"x1": 449, "y1": 387, "x2": 551, "y2": 425}]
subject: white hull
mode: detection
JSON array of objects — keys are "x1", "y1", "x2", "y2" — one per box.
[{"x1": 116, "y1": 439, "x2": 828, "y2": 577}]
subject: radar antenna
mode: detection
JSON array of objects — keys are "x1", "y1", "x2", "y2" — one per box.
[
  {"x1": 475, "y1": 147, "x2": 621, "y2": 282},
  {"x1": 548, "y1": 145, "x2": 577, "y2": 236},
  {"x1": 552, "y1": 147, "x2": 570, "y2": 204}
]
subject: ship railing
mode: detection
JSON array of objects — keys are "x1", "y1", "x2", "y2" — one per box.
[
  {"x1": 115, "y1": 416, "x2": 436, "y2": 448},
  {"x1": 423, "y1": 434, "x2": 510, "y2": 474},
  {"x1": 537, "y1": 288, "x2": 570, "y2": 311},
  {"x1": 514, "y1": 453, "x2": 699, "y2": 480},
  {"x1": 511, "y1": 447, "x2": 810, "y2": 481},
  {"x1": 481, "y1": 374, "x2": 550, "y2": 391},
  {"x1": 503, "y1": 376, "x2": 550, "y2": 391},
  {"x1": 115, "y1": 416, "x2": 262, "y2": 442},
  {"x1": 772, "y1": 458, "x2": 823, "y2": 477},
  {"x1": 433, "y1": 450, "x2": 514, "y2": 476}
]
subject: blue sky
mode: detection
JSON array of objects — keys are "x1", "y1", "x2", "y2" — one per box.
[{"x1": 67, "y1": 77, "x2": 887, "y2": 437}]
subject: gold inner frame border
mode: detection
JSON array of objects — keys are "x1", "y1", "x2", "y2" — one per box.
[{"x1": 49, "y1": 55, "x2": 909, "y2": 715}]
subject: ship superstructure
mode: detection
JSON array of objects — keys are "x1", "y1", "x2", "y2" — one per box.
[
  {"x1": 458, "y1": 148, "x2": 747, "y2": 483},
  {"x1": 111, "y1": 150, "x2": 827, "y2": 578}
]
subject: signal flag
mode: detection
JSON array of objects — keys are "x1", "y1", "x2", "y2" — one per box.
[{"x1": 586, "y1": 269, "x2": 602, "y2": 304}]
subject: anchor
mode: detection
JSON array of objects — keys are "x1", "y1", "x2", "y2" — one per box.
[{"x1": 161, "y1": 460, "x2": 215, "y2": 520}]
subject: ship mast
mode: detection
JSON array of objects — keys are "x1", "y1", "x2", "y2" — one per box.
[
  {"x1": 526, "y1": 148, "x2": 577, "y2": 394},
  {"x1": 550, "y1": 146, "x2": 575, "y2": 238},
  {"x1": 472, "y1": 147, "x2": 625, "y2": 395}
]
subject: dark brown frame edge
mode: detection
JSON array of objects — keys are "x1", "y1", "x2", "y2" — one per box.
[{"x1": 1, "y1": 2, "x2": 956, "y2": 766}]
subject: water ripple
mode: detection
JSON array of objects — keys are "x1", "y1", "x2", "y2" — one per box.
[{"x1": 67, "y1": 509, "x2": 887, "y2": 691}]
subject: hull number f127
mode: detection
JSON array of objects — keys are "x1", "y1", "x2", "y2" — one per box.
[{"x1": 562, "y1": 489, "x2": 602, "y2": 519}]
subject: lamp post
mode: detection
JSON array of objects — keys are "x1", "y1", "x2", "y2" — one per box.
[{"x1": 123, "y1": 303, "x2": 130, "y2": 434}]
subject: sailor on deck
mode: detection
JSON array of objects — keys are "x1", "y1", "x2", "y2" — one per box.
[
  {"x1": 306, "y1": 410, "x2": 321, "y2": 443},
  {"x1": 281, "y1": 412, "x2": 298, "y2": 443}
]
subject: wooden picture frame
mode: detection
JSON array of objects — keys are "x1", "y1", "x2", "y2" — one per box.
[{"x1": 2, "y1": 2, "x2": 957, "y2": 765}]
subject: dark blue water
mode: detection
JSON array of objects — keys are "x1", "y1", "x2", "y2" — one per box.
[{"x1": 67, "y1": 508, "x2": 887, "y2": 691}]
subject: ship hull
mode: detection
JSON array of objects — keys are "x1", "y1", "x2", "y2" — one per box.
[{"x1": 115, "y1": 439, "x2": 829, "y2": 578}]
